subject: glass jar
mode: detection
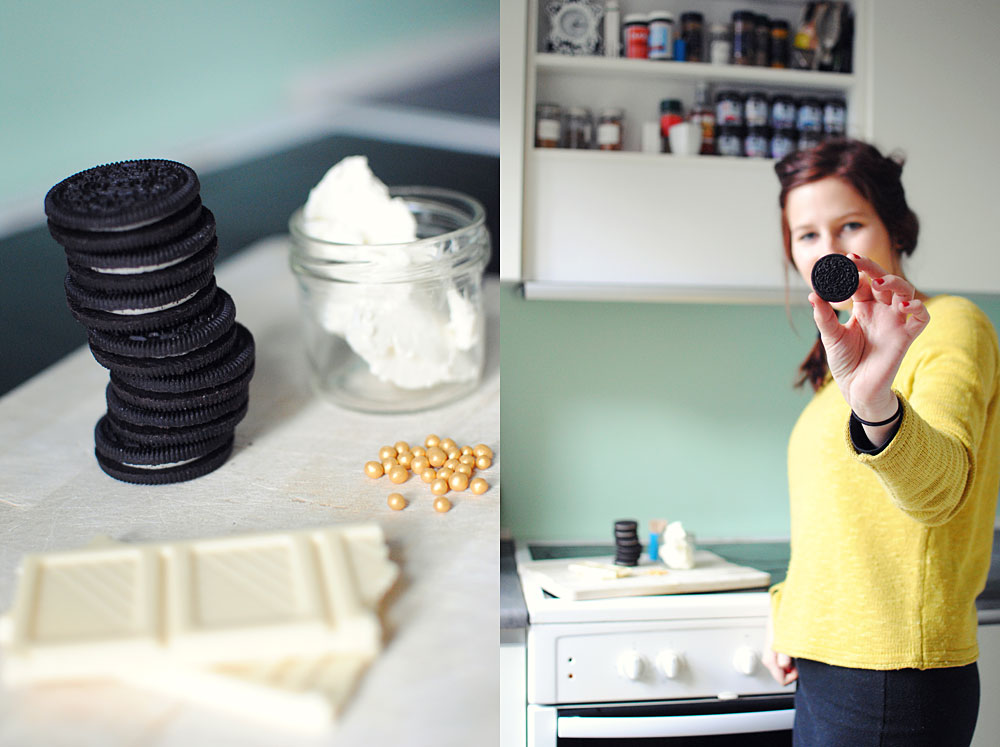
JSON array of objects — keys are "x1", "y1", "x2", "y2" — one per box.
[
  {"x1": 717, "y1": 125, "x2": 744, "y2": 157},
  {"x1": 796, "y1": 97, "x2": 824, "y2": 132},
  {"x1": 754, "y1": 14, "x2": 771, "y2": 66},
  {"x1": 535, "y1": 103, "x2": 562, "y2": 147},
  {"x1": 745, "y1": 91, "x2": 770, "y2": 127},
  {"x1": 770, "y1": 19, "x2": 790, "y2": 68},
  {"x1": 770, "y1": 128, "x2": 797, "y2": 160},
  {"x1": 597, "y1": 108, "x2": 624, "y2": 150},
  {"x1": 715, "y1": 90, "x2": 744, "y2": 126},
  {"x1": 289, "y1": 188, "x2": 490, "y2": 413},
  {"x1": 731, "y1": 11, "x2": 756, "y2": 65},
  {"x1": 659, "y1": 98, "x2": 684, "y2": 151},
  {"x1": 770, "y1": 94, "x2": 797, "y2": 130},
  {"x1": 680, "y1": 12, "x2": 704, "y2": 62},
  {"x1": 823, "y1": 97, "x2": 847, "y2": 136},
  {"x1": 709, "y1": 23, "x2": 731, "y2": 65},
  {"x1": 565, "y1": 106, "x2": 593, "y2": 149},
  {"x1": 744, "y1": 125, "x2": 771, "y2": 157},
  {"x1": 647, "y1": 11, "x2": 674, "y2": 60}
]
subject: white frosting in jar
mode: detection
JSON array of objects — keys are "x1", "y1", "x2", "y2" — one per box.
[{"x1": 301, "y1": 157, "x2": 481, "y2": 390}]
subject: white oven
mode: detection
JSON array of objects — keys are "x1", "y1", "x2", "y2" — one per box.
[{"x1": 517, "y1": 542, "x2": 795, "y2": 746}]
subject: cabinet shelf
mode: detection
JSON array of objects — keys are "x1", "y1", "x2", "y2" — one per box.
[
  {"x1": 531, "y1": 147, "x2": 779, "y2": 167},
  {"x1": 535, "y1": 53, "x2": 857, "y2": 92}
]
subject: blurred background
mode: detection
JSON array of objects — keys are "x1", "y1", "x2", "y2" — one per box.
[{"x1": 0, "y1": 0, "x2": 500, "y2": 395}]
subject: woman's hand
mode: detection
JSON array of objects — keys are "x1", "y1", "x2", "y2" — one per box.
[
  {"x1": 810, "y1": 253, "x2": 930, "y2": 424},
  {"x1": 763, "y1": 608, "x2": 797, "y2": 686}
]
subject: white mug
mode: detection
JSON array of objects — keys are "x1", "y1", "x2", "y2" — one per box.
[{"x1": 668, "y1": 121, "x2": 702, "y2": 156}]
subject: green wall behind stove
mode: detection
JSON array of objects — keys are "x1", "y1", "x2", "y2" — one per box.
[
  {"x1": 0, "y1": 0, "x2": 496, "y2": 208},
  {"x1": 499, "y1": 283, "x2": 1000, "y2": 542}
]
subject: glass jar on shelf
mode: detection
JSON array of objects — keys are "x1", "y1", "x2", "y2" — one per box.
[
  {"x1": 565, "y1": 107, "x2": 594, "y2": 149},
  {"x1": 731, "y1": 11, "x2": 756, "y2": 65},
  {"x1": 535, "y1": 103, "x2": 563, "y2": 148},
  {"x1": 709, "y1": 23, "x2": 731, "y2": 65},
  {"x1": 596, "y1": 108, "x2": 625, "y2": 151},
  {"x1": 754, "y1": 14, "x2": 771, "y2": 66},
  {"x1": 647, "y1": 11, "x2": 674, "y2": 60},
  {"x1": 717, "y1": 125, "x2": 745, "y2": 157},
  {"x1": 680, "y1": 12, "x2": 704, "y2": 62},
  {"x1": 770, "y1": 19, "x2": 790, "y2": 68}
]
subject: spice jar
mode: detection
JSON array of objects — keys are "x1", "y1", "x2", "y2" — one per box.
[
  {"x1": 691, "y1": 82, "x2": 716, "y2": 155},
  {"x1": 565, "y1": 106, "x2": 594, "y2": 149},
  {"x1": 535, "y1": 103, "x2": 562, "y2": 147},
  {"x1": 659, "y1": 99, "x2": 684, "y2": 152},
  {"x1": 823, "y1": 97, "x2": 847, "y2": 136},
  {"x1": 709, "y1": 23, "x2": 731, "y2": 65},
  {"x1": 647, "y1": 11, "x2": 674, "y2": 60},
  {"x1": 597, "y1": 108, "x2": 624, "y2": 150},
  {"x1": 770, "y1": 94, "x2": 797, "y2": 130},
  {"x1": 770, "y1": 128, "x2": 797, "y2": 160},
  {"x1": 289, "y1": 188, "x2": 490, "y2": 413},
  {"x1": 754, "y1": 14, "x2": 771, "y2": 66},
  {"x1": 796, "y1": 97, "x2": 824, "y2": 132},
  {"x1": 745, "y1": 91, "x2": 770, "y2": 127},
  {"x1": 717, "y1": 125, "x2": 744, "y2": 157},
  {"x1": 797, "y1": 130, "x2": 823, "y2": 152},
  {"x1": 745, "y1": 126, "x2": 771, "y2": 157},
  {"x1": 732, "y1": 10, "x2": 756, "y2": 65},
  {"x1": 770, "y1": 19, "x2": 790, "y2": 68},
  {"x1": 715, "y1": 90, "x2": 744, "y2": 126},
  {"x1": 624, "y1": 14, "x2": 649, "y2": 59},
  {"x1": 680, "y1": 12, "x2": 704, "y2": 62}
]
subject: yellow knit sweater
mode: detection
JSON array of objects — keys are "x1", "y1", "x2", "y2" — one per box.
[{"x1": 771, "y1": 295, "x2": 1000, "y2": 670}]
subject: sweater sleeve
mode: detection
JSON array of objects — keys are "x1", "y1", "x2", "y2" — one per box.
[{"x1": 847, "y1": 301, "x2": 998, "y2": 526}]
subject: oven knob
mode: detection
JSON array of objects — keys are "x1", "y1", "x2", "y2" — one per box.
[
  {"x1": 656, "y1": 650, "x2": 684, "y2": 679},
  {"x1": 732, "y1": 646, "x2": 760, "y2": 675},
  {"x1": 616, "y1": 650, "x2": 646, "y2": 680}
]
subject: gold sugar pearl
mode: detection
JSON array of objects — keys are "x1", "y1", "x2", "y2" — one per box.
[
  {"x1": 444, "y1": 458, "x2": 461, "y2": 471},
  {"x1": 449, "y1": 472, "x2": 469, "y2": 491},
  {"x1": 426, "y1": 446, "x2": 447, "y2": 468},
  {"x1": 412, "y1": 446, "x2": 426, "y2": 458},
  {"x1": 397, "y1": 451, "x2": 414, "y2": 468},
  {"x1": 431, "y1": 478, "x2": 450, "y2": 496},
  {"x1": 425, "y1": 434, "x2": 441, "y2": 448},
  {"x1": 446, "y1": 448, "x2": 461, "y2": 460},
  {"x1": 379, "y1": 446, "x2": 397, "y2": 461},
  {"x1": 473, "y1": 444, "x2": 493, "y2": 459},
  {"x1": 387, "y1": 493, "x2": 407, "y2": 511},
  {"x1": 459, "y1": 454, "x2": 477, "y2": 467},
  {"x1": 470, "y1": 477, "x2": 489, "y2": 495},
  {"x1": 455, "y1": 463, "x2": 473, "y2": 477},
  {"x1": 411, "y1": 455, "x2": 430, "y2": 473},
  {"x1": 437, "y1": 467, "x2": 454, "y2": 481},
  {"x1": 389, "y1": 466, "x2": 409, "y2": 484},
  {"x1": 461, "y1": 446, "x2": 474, "y2": 456},
  {"x1": 364, "y1": 461, "x2": 385, "y2": 479},
  {"x1": 440, "y1": 438, "x2": 457, "y2": 452},
  {"x1": 476, "y1": 455, "x2": 492, "y2": 470},
  {"x1": 421, "y1": 468, "x2": 438, "y2": 483},
  {"x1": 394, "y1": 441, "x2": 410, "y2": 455},
  {"x1": 433, "y1": 496, "x2": 452, "y2": 513},
  {"x1": 382, "y1": 457, "x2": 399, "y2": 471}
]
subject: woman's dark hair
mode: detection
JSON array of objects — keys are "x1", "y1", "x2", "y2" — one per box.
[{"x1": 775, "y1": 138, "x2": 920, "y2": 391}]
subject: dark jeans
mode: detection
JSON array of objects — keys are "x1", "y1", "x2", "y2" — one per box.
[{"x1": 793, "y1": 658, "x2": 979, "y2": 746}]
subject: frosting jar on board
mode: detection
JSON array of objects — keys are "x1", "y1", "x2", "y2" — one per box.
[{"x1": 289, "y1": 183, "x2": 490, "y2": 413}]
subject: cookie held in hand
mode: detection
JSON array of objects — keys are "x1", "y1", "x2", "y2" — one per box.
[{"x1": 811, "y1": 253, "x2": 859, "y2": 303}]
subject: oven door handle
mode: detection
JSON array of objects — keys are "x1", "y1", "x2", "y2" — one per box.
[{"x1": 557, "y1": 708, "x2": 795, "y2": 738}]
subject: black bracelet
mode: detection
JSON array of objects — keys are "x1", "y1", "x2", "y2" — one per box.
[{"x1": 852, "y1": 396, "x2": 902, "y2": 427}]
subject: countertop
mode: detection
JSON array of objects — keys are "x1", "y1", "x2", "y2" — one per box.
[
  {"x1": 0, "y1": 237, "x2": 500, "y2": 747},
  {"x1": 501, "y1": 530, "x2": 1000, "y2": 631}
]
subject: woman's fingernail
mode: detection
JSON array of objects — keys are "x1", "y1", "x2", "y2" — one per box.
[
  {"x1": 902, "y1": 301, "x2": 910, "y2": 308},
  {"x1": 874, "y1": 278, "x2": 884, "y2": 285}
]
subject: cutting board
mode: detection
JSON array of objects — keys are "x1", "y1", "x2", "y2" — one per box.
[{"x1": 519, "y1": 550, "x2": 771, "y2": 601}]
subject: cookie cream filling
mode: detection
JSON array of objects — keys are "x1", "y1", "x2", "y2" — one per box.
[{"x1": 302, "y1": 157, "x2": 480, "y2": 390}]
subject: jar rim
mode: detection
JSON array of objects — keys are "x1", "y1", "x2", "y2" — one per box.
[{"x1": 289, "y1": 186, "x2": 486, "y2": 250}]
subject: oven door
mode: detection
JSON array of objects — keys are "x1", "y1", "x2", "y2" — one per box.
[{"x1": 529, "y1": 694, "x2": 794, "y2": 746}]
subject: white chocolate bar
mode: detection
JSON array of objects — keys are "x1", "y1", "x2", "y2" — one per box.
[{"x1": 1, "y1": 524, "x2": 398, "y2": 685}]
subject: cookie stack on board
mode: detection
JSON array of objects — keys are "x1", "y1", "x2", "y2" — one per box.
[{"x1": 44, "y1": 159, "x2": 255, "y2": 484}]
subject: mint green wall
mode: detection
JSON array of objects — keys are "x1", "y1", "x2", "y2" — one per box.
[
  {"x1": 0, "y1": 0, "x2": 496, "y2": 207},
  {"x1": 500, "y1": 284, "x2": 1000, "y2": 541}
]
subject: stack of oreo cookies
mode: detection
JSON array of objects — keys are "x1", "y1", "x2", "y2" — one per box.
[
  {"x1": 613, "y1": 519, "x2": 642, "y2": 567},
  {"x1": 44, "y1": 159, "x2": 255, "y2": 484}
]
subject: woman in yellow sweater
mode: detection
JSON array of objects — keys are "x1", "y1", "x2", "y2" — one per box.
[{"x1": 763, "y1": 138, "x2": 1000, "y2": 746}]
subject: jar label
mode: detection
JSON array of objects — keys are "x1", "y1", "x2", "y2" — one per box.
[
  {"x1": 745, "y1": 134, "x2": 768, "y2": 158},
  {"x1": 716, "y1": 100, "x2": 744, "y2": 125},
  {"x1": 718, "y1": 134, "x2": 742, "y2": 157},
  {"x1": 537, "y1": 119, "x2": 561, "y2": 142},
  {"x1": 597, "y1": 122, "x2": 621, "y2": 146},
  {"x1": 746, "y1": 100, "x2": 769, "y2": 127},
  {"x1": 771, "y1": 101, "x2": 797, "y2": 129},
  {"x1": 797, "y1": 105, "x2": 822, "y2": 132},
  {"x1": 648, "y1": 23, "x2": 673, "y2": 59}
]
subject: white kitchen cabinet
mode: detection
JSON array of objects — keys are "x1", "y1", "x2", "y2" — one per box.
[
  {"x1": 972, "y1": 622, "x2": 1000, "y2": 747},
  {"x1": 500, "y1": 0, "x2": 1000, "y2": 300}
]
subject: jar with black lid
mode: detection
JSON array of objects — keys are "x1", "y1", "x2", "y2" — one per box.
[
  {"x1": 771, "y1": 128, "x2": 797, "y2": 160},
  {"x1": 745, "y1": 91, "x2": 769, "y2": 127},
  {"x1": 770, "y1": 20, "x2": 790, "y2": 68},
  {"x1": 796, "y1": 97, "x2": 824, "y2": 132},
  {"x1": 680, "y1": 12, "x2": 704, "y2": 62},
  {"x1": 797, "y1": 130, "x2": 823, "y2": 152},
  {"x1": 715, "y1": 90, "x2": 744, "y2": 126},
  {"x1": 731, "y1": 11, "x2": 756, "y2": 65},
  {"x1": 823, "y1": 96, "x2": 847, "y2": 136},
  {"x1": 565, "y1": 106, "x2": 593, "y2": 149},
  {"x1": 745, "y1": 125, "x2": 771, "y2": 157},
  {"x1": 717, "y1": 125, "x2": 745, "y2": 157},
  {"x1": 770, "y1": 94, "x2": 796, "y2": 130},
  {"x1": 754, "y1": 14, "x2": 771, "y2": 66}
]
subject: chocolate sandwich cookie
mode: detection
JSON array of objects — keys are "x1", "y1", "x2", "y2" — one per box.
[
  {"x1": 112, "y1": 323, "x2": 254, "y2": 394},
  {"x1": 64, "y1": 265, "x2": 214, "y2": 313},
  {"x1": 68, "y1": 236, "x2": 219, "y2": 294},
  {"x1": 86, "y1": 287, "x2": 235, "y2": 359},
  {"x1": 60, "y1": 205, "x2": 216, "y2": 269},
  {"x1": 811, "y1": 253, "x2": 859, "y2": 303},
  {"x1": 95, "y1": 435, "x2": 235, "y2": 485},
  {"x1": 67, "y1": 277, "x2": 218, "y2": 332},
  {"x1": 95, "y1": 414, "x2": 234, "y2": 466},
  {"x1": 106, "y1": 384, "x2": 249, "y2": 429},
  {"x1": 44, "y1": 159, "x2": 200, "y2": 232},
  {"x1": 104, "y1": 398, "x2": 248, "y2": 447},
  {"x1": 109, "y1": 362, "x2": 254, "y2": 412},
  {"x1": 89, "y1": 321, "x2": 238, "y2": 377}
]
